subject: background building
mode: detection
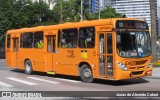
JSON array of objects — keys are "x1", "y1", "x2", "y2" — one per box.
[
  {"x1": 91, "y1": 0, "x2": 99, "y2": 13},
  {"x1": 84, "y1": 0, "x2": 100, "y2": 13},
  {"x1": 104, "y1": 0, "x2": 116, "y2": 7},
  {"x1": 32, "y1": 0, "x2": 159, "y2": 35},
  {"x1": 103, "y1": 0, "x2": 158, "y2": 35},
  {"x1": 158, "y1": 6, "x2": 160, "y2": 37}
]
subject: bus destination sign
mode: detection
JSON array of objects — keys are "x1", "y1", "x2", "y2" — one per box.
[{"x1": 116, "y1": 20, "x2": 149, "y2": 30}]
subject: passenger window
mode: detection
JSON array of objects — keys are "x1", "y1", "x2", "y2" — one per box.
[
  {"x1": 57, "y1": 30, "x2": 61, "y2": 48},
  {"x1": 107, "y1": 33, "x2": 113, "y2": 54},
  {"x1": 47, "y1": 37, "x2": 52, "y2": 52},
  {"x1": 79, "y1": 27, "x2": 95, "y2": 48},
  {"x1": 34, "y1": 31, "x2": 44, "y2": 48},
  {"x1": 61, "y1": 28, "x2": 78, "y2": 48},
  {"x1": 13, "y1": 38, "x2": 18, "y2": 52},
  {"x1": 99, "y1": 34, "x2": 104, "y2": 54},
  {"x1": 23, "y1": 32, "x2": 33, "y2": 48},
  {"x1": 7, "y1": 34, "x2": 11, "y2": 48},
  {"x1": 20, "y1": 33, "x2": 23, "y2": 48}
]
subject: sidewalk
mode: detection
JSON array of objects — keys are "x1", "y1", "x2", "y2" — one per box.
[
  {"x1": 0, "y1": 59, "x2": 5, "y2": 63},
  {"x1": 151, "y1": 67, "x2": 160, "y2": 78}
]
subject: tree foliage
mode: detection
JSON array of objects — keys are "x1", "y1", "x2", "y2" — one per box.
[
  {"x1": 0, "y1": 0, "x2": 122, "y2": 50},
  {"x1": 94, "y1": 6, "x2": 122, "y2": 19},
  {"x1": 0, "y1": 0, "x2": 55, "y2": 47}
]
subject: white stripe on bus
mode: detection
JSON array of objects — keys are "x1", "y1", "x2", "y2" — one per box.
[
  {"x1": 27, "y1": 77, "x2": 59, "y2": 84},
  {"x1": 7, "y1": 77, "x2": 37, "y2": 85}
]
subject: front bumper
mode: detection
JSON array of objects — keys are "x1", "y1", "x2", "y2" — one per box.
[{"x1": 114, "y1": 67, "x2": 152, "y2": 80}]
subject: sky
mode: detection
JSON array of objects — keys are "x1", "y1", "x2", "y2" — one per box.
[{"x1": 158, "y1": 0, "x2": 160, "y2": 6}]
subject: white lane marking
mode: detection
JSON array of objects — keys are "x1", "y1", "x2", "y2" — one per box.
[
  {"x1": 55, "y1": 78, "x2": 80, "y2": 83},
  {"x1": 0, "y1": 81, "x2": 13, "y2": 87},
  {"x1": 27, "y1": 77, "x2": 59, "y2": 84},
  {"x1": 7, "y1": 77, "x2": 37, "y2": 85}
]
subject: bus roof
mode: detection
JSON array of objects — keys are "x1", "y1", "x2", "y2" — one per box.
[{"x1": 7, "y1": 18, "x2": 144, "y2": 34}]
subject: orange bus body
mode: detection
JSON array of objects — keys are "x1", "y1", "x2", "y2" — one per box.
[{"x1": 6, "y1": 18, "x2": 152, "y2": 82}]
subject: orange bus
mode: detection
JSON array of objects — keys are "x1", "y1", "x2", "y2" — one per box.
[{"x1": 6, "y1": 18, "x2": 152, "y2": 83}]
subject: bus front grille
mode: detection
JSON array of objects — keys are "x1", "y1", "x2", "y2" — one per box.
[
  {"x1": 129, "y1": 66, "x2": 145, "y2": 70},
  {"x1": 132, "y1": 71, "x2": 143, "y2": 75},
  {"x1": 135, "y1": 60, "x2": 148, "y2": 65}
]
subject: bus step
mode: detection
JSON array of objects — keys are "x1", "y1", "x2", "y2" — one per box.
[{"x1": 47, "y1": 71, "x2": 56, "y2": 75}]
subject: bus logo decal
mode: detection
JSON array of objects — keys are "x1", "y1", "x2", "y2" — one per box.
[
  {"x1": 125, "y1": 61, "x2": 136, "y2": 66},
  {"x1": 67, "y1": 50, "x2": 75, "y2": 58}
]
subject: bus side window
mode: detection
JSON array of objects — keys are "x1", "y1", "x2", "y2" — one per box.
[
  {"x1": 57, "y1": 30, "x2": 61, "y2": 48},
  {"x1": 34, "y1": 31, "x2": 44, "y2": 48},
  {"x1": 7, "y1": 34, "x2": 11, "y2": 48},
  {"x1": 61, "y1": 28, "x2": 78, "y2": 48},
  {"x1": 79, "y1": 27, "x2": 95, "y2": 48},
  {"x1": 20, "y1": 33, "x2": 23, "y2": 48},
  {"x1": 99, "y1": 34, "x2": 104, "y2": 54},
  {"x1": 47, "y1": 37, "x2": 52, "y2": 52},
  {"x1": 107, "y1": 33, "x2": 113, "y2": 54},
  {"x1": 23, "y1": 32, "x2": 33, "y2": 48}
]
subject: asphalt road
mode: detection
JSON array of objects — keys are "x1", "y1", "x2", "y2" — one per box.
[{"x1": 0, "y1": 59, "x2": 160, "y2": 99}]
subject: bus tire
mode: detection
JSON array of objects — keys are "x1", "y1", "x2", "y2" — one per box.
[
  {"x1": 24, "y1": 60, "x2": 33, "y2": 75},
  {"x1": 80, "y1": 64, "x2": 93, "y2": 83}
]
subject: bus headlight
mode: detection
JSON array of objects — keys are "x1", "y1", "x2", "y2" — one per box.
[
  {"x1": 117, "y1": 62, "x2": 128, "y2": 71},
  {"x1": 146, "y1": 61, "x2": 152, "y2": 68}
]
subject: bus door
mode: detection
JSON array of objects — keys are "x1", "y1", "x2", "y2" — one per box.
[
  {"x1": 46, "y1": 35, "x2": 56, "y2": 72},
  {"x1": 6, "y1": 34, "x2": 11, "y2": 66},
  {"x1": 99, "y1": 32, "x2": 114, "y2": 78},
  {"x1": 11, "y1": 37, "x2": 19, "y2": 67}
]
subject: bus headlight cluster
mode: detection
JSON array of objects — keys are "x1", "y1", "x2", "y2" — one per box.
[
  {"x1": 146, "y1": 61, "x2": 152, "y2": 68},
  {"x1": 117, "y1": 62, "x2": 128, "y2": 71}
]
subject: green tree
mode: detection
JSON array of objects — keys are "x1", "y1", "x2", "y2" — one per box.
[
  {"x1": 52, "y1": 0, "x2": 67, "y2": 23},
  {"x1": 65, "y1": 0, "x2": 81, "y2": 22},
  {"x1": 0, "y1": 0, "x2": 123, "y2": 53},
  {"x1": 0, "y1": 0, "x2": 55, "y2": 31},
  {"x1": 93, "y1": 6, "x2": 122, "y2": 19},
  {"x1": 52, "y1": 0, "x2": 94, "y2": 23},
  {"x1": 0, "y1": 0, "x2": 15, "y2": 48},
  {"x1": 61, "y1": 0, "x2": 92, "y2": 22},
  {"x1": 0, "y1": 0, "x2": 55, "y2": 52},
  {"x1": 52, "y1": 1, "x2": 122, "y2": 22}
]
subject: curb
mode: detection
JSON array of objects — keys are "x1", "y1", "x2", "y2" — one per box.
[
  {"x1": 144, "y1": 76, "x2": 160, "y2": 79},
  {"x1": 0, "y1": 59, "x2": 5, "y2": 63}
]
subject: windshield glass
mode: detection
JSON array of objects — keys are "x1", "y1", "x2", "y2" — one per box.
[{"x1": 116, "y1": 31, "x2": 151, "y2": 58}]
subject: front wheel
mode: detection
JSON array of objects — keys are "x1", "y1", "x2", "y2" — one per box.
[
  {"x1": 24, "y1": 60, "x2": 33, "y2": 75},
  {"x1": 80, "y1": 64, "x2": 93, "y2": 83}
]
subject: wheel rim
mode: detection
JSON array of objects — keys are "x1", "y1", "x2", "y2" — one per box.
[
  {"x1": 83, "y1": 68, "x2": 92, "y2": 79},
  {"x1": 26, "y1": 63, "x2": 31, "y2": 72}
]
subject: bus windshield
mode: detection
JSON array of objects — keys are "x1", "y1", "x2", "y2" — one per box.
[{"x1": 116, "y1": 31, "x2": 151, "y2": 58}]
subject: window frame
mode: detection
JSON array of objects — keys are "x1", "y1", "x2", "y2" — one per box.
[
  {"x1": 78, "y1": 26, "x2": 95, "y2": 48},
  {"x1": 57, "y1": 30, "x2": 61, "y2": 48},
  {"x1": 107, "y1": 33, "x2": 113, "y2": 54},
  {"x1": 34, "y1": 31, "x2": 44, "y2": 49},
  {"x1": 22, "y1": 32, "x2": 34, "y2": 48},
  {"x1": 7, "y1": 34, "x2": 11, "y2": 48},
  {"x1": 20, "y1": 33, "x2": 23, "y2": 48},
  {"x1": 61, "y1": 28, "x2": 78, "y2": 49}
]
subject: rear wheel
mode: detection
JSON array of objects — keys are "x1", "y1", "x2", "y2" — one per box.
[
  {"x1": 24, "y1": 60, "x2": 33, "y2": 75},
  {"x1": 80, "y1": 64, "x2": 93, "y2": 83}
]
